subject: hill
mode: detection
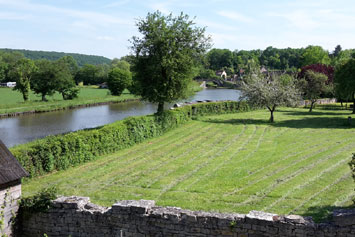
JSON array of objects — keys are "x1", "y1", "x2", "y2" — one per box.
[{"x1": 0, "y1": 48, "x2": 111, "y2": 67}]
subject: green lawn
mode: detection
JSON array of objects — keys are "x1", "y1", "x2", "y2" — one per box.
[
  {"x1": 0, "y1": 87, "x2": 138, "y2": 114},
  {"x1": 22, "y1": 107, "x2": 355, "y2": 221}
]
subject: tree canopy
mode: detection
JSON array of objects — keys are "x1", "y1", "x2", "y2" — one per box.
[
  {"x1": 11, "y1": 58, "x2": 37, "y2": 101},
  {"x1": 334, "y1": 59, "x2": 355, "y2": 113},
  {"x1": 298, "y1": 71, "x2": 329, "y2": 112},
  {"x1": 131, "y1": 11, "x2": 211, "y2": 113},
  {"x1": 301, "y1": 46, "x2": 331, "y2": 66},
  {"x1": 239, "y1": 65, "x2": 300, "y2": 122},
  {"x1": 107, "y1": 68, "x2": 132, "y2": 96}
]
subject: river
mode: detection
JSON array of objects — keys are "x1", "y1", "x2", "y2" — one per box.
[{"x1": 0, "y1": 89, "x2": 241, "y2": 147}]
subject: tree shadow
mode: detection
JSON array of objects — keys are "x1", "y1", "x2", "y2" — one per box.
[
  {"x1": 204, "y1": 116, "x2": 354, "y2": 129},
  {"x1": 277, "y1": 109, "x2": 352, "y2": 117},
  {"x1": 300, "y1": 204, "x2": 355, "y2": 223}
]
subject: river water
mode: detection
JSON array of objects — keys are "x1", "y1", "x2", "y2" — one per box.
[{"x1": 0, "y1": 89, "x2": 240, "y2": 147}]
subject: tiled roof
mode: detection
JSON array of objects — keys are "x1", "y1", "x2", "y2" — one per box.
[{"x1": 0, "y1": 139, "x2": 28, "y2": 185}]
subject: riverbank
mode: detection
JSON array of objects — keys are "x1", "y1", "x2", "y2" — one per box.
[
  {"x1": 0, "y1": 81, "x2": 203, "y2": 118},
  {"x1": 0, "y1": 87, "x2": 139, "y2": 117}
]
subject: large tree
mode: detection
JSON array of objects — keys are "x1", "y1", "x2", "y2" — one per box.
[
  {"x1": 131, "y1": 11, "x2": 211, "y2": 113},
  {"x1": 334, "y1": 59, "x2": 355, "y2": 113},
  {"x1": 107, "y1": 68, "x2": 132, "y2": 96},
  {"x1": 298, "y1": 71, "x2": 329, "y2": 112},
  {"x1": 31, "y1": 60, "x2": 61, "y2": 101},
  {"x1": 239, "y1": 67, "x2": 300, "y2": 122},
  {"x1": 11, "y1": 58, "x2": 37, "y2": 101},
  {"x1": 301, "y1": 46, "x2": 331, "y2": 66}
]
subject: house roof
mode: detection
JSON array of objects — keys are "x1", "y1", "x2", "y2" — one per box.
[{"x1": 0, "y1": 139, "x2": 28, "y2": 186}]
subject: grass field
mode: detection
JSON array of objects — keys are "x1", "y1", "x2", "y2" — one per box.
[
  {"x1": 22, "y1": 107, "x2": 355, "y2": 222},
  {"x1": 0, "y1": 87, "x2": 137, "y2": 114}
]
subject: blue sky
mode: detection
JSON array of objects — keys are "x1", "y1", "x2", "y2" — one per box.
[{"x1": 1, "y1": 0, "x2": 354, "y2": 59}]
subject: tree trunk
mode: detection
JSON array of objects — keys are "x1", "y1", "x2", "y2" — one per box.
[
  {"x1": 270, "y1": 110, "x2": 274, "y2": 123},
  {"x1": 23, "y1": 93, "x2": 28, "y2": 101},
  {"x1": 340, "y1": 99, "x2": 343, "y2": 107},
  {"x1": 22, "y1": 89, "x2": 29, "y2": 101},
  {"x1": 309, "y1": 101, "x2": 315, "y2": 112},
  {"x1": 157, "y1": 102, "x2": 164, "y2": 114},
  {"x1": 42, "y1": 94, "x2": 47, "y2": 101},
  {"x1": 267, "y1": 105, "x2": 275, "y2": 123}
]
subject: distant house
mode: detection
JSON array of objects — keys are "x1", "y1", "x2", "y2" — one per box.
[
  {"x1": 0, "y1": 82, "x2": 16, "y2": 88},
  {"x1": 216, "y1": 70, "x2": 227, "y2": 79},
  {"x1": 0, "y1": 139, "x2": 28, "y2": 236},
  {"x1": 260, "y1": 66, "x2": 268, "y2": 74},
  {"x1": 98, "y1": 82, "x2": 108, "y2": 89}
]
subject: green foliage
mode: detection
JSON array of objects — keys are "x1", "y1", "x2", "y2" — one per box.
[
  {"x1": 240, "y1": 65, "x2": 300, "y2": 122},
  {"x1": 111, "y1": 59, "x2": 130, "y2": 71},
  {"x1": 131, "y1": 11, "x2": 211, "y2": 113},
  {"x1": 19, "y1": 187, "x2": 57, "y2": 217},
  {"x1": 61, "y1": 87, "x2": 79, "y2": 100},
  {"x1": 11, "y1": 101, "x2": 250, "y2": 178},
  {"x1": 298, "y1": 71, "x2": 329, "y2": 112},
  {"x1": 74, "y1": 64, "x2": 109, "y2": 85},
  {"x1": 11, "y1": 58, "x2": 37, "y2": 101},
  {"x1": 31, "y1": 60, "x2": 62, "y2": 101},
  {"x1": 0, "y1": 48, "x2": 111, "y2": 67},
  {"x1": 207, "y1": 48, "x2": 234, "y2": 71},
  {"x1": 198, "y1": 68, "x2": 219, "y2": 80},
  {"x1": 302, "y1": 46, "x2": 331, "y2": 67},
  {"x1": 334, "y1": 59, "x2": 355, "y2": 113},
  {"x1": 107, "y1": 68, "x2": 132, "y2": 96}
]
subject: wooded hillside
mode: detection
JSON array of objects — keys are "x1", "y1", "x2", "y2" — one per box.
[{"x1": 0, "y1": 48, "x2": 111, "y2": 67}]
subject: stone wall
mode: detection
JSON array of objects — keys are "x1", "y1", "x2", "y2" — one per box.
[
  {"x1": 20, "y1": 196, "x2": 355, "y2": 237},
  {"x1": 0, "y1": 182, "x2": 21, "y2": 237},
  {"x1": 299, "y1": 98, "x2": 337, "y2": 107}
]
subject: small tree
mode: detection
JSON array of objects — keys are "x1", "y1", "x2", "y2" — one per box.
[
  {"x1": 240, "y1": 71, "x2": 300, "y2": 122},
  {"x1": 107, "y1": 68, "x2": 132, "y2": 96},
  {"x1": 11, "y1": 58, "x2": 37, "y2": 101},
  {"x1": 298, "y1": 71, "x2": 329, "y2": 112},
  {"x1": 334, "y1": 59, "x2": 355, "y2": 113},
  {"x1": 131, "y1": 11, "x2": 211, "y2": 113}
]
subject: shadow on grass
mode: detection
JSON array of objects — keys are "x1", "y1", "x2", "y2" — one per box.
[
  {"x1": 204, "y1": 117, "x2": 354, "y2": 129},
  {"x1": 277, "y1": 109, "x2": 352, "y2": 117},
  {"x1": 300, "y1": 204, "x2": 355, "y2": 223}
]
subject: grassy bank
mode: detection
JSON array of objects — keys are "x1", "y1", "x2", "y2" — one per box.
[
  {"x1": 22, "y1": 107, "x2": 355, "y2": 222},
  {"x1": 0, "y1": 87, "x2": 138, "y2": 115}
]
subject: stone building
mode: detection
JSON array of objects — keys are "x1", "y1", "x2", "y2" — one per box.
[{"x1": 0, "y1": 139, "x2": 28, "y2": 236}]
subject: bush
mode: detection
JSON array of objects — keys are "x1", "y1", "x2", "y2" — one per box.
[
  {"x1": 11, "y1": 101, "x2": 250, "y2": 178},
  {"x1": 107, "y1": 68, "x2": 132, "y2": 96},
  {"x1": 20, "y1": 187, "x2": 57, "y2": 215}
]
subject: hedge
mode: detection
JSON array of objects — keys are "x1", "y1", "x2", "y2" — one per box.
[{"x1": 11, "y1": 101, "x2": 251, "y2": 178}]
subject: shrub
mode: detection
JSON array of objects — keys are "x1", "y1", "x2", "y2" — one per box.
[
  {"x1": 11, "y1": 101, "x2": 250, "y2": 178},
  {"x1": 20, "y1": 187, "x2": 57, "y2": 215}
]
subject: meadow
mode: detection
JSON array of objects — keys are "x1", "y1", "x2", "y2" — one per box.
[
  {"x1": 22, "y1": 106, "x2": 355, "y2": 222},
  {"x1": 0, "y1": 87, "x2": 137, "y2": 115}
]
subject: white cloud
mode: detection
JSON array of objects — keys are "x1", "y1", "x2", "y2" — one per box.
[
  {"x1": 217, "y1": 10, "x2": 254, "y2": 23},
  {"x1": 0, "y1": 0, "x2": 132, "y2": 27}
]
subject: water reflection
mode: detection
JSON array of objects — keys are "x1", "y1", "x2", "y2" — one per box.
[{"x1": 0, "y1": 89, "x2": 240, "y2": 147}]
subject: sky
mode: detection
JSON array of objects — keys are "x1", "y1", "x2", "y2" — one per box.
[{"x1": 1, "y1": 0, "x2": 355, "y2": 59}]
